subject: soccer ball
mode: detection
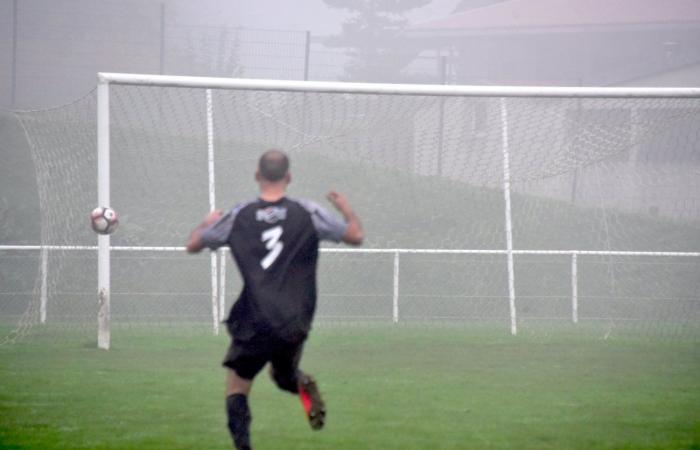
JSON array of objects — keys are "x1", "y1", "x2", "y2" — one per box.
[{"x1": 90, "y1": 206, "x2": 119, "y2": 235}]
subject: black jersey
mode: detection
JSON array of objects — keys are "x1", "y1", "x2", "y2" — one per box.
[{"x1": 200, "y1": 197, "x2": 347, "y2": 343}]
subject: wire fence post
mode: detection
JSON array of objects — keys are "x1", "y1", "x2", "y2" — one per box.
[
  {"x1": 159, "y1": 3, "x2": 165, "y2": 74},
  {"x1": 392, "y1": 252, "x2": 400, "y2": 323},
  {"x1": 40, "y1": 246, "x2": 48, "y2": 323},
  {"x1": 571, "y1": 252, "x2": 579, "y2": 324},
  {"x1": 11, "y1": 0, "x2": 18, "y2": 107},
  {"x1": 500, "y1": 98, "x2": 517, "y2": 336},
  {"x1": 440, "y1": 54, "x2": 448, "y2": 84},
  {"x1": 303, "y1": 30, "x2": 311, "y2": 81}
]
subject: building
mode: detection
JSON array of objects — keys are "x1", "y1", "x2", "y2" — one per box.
[
  {"x1": 404, "y1": 0, "x2": 700, "y2": 220},
  {"x1": 406, "y1": 0, "x2": 700, "y2": 87}
]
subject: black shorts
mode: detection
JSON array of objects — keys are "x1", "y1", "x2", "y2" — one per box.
[{"x1": 223, "y1": 330, "x2": 305, "y2": 384}]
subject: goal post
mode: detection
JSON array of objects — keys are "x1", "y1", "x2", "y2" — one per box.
[
  {"x1": 206, "y1": 88, "x2": 220, "y2": 337},
  {"x1": 4, "y1": 73, "x2": 698, "y2": 348},
  {"x1": 89, "y1": 73, "x2": 700, "y2": 348},
  {"x1": 97, "y1": 81, "x2": 110, "y2": 350}
]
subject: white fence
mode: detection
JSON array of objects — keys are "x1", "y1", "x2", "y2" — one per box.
[{"x1": 2, "y1": 244, "x2": 698, "y2": 335}]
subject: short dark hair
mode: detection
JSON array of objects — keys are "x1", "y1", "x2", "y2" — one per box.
[{"x1": 258, "y1": 149, "x2": 289, "y2": 182}]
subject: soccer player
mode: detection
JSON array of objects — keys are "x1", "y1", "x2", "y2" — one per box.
[{"x1": 186, "y1": 149, "x2": 363, "y2": 450}]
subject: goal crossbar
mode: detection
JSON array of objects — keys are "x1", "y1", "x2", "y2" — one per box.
[{"x1": 98, "y1": 72, "x2": 700, "y2": 99}]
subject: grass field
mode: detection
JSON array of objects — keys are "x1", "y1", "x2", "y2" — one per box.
[{"x1": 1, "y1": 325, "x2": 699, "y2": 449}]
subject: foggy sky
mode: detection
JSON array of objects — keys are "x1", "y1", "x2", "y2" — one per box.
[{"x1": 167, "y1": 0, "x2": 459, "y2": 35}]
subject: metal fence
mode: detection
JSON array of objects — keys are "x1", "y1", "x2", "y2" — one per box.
[
  {"x1": 0, "y1": 0, "x2": 447, "y2": 109},
  {"x1": 3, "y1": 244, "x2": 698, "y2": 332}
]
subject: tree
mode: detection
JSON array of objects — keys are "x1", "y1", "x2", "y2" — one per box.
[
  {"x1": 323, "y1": 0, "x2": 431, "y2": 82},
  {"x1": 454, "y1": 0, "x2": 508, "y2": 13}
]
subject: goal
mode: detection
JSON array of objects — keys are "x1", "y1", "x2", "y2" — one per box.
[{"x1": 2, "y1": 74, "x2": 699, "y2": 348}]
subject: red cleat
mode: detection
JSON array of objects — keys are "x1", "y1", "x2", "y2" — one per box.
[{"x1": 298, "y1": 374, "x2": 325, "y2": 430}]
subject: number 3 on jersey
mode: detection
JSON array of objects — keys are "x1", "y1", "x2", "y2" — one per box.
[{"x1": 261, "y1": 226, "x2": 283, "y2": 269}]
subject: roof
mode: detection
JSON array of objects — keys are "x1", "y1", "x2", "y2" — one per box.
[{"x1": 411, "y1": 0, "x2": 700, "y2": 32}]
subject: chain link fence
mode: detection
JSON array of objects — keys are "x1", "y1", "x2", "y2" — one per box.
[{"x1": 0, "y1": 0, "x2": 447, "y2": 109}]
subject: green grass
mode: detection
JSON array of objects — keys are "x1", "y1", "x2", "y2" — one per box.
[{"x1": 1, "y1": 325, "x2": 699, "y2": 449}]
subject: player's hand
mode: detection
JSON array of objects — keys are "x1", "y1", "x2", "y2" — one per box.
[
  {"x1": 203, "y1": 209, "x2": 223, "y2": 226},
  {"x1": 327, "y1": 191, "x2": 349, "y2": 212},
  {"x1": 328, "y1": 191, "x2": 363, "y2": 245}
]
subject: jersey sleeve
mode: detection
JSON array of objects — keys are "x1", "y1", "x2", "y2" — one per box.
[
  {"x1": 199, "y1": 205, "x2": 243, "y2": 250},
  {"x1": 299, "y1": 199, "x2": 348, "y2": 243}
]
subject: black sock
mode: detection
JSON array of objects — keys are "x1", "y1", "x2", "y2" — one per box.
[{"x1": 226, "y1": 394, "x2": 252, "y2": 450}]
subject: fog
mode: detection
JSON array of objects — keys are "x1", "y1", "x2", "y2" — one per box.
[
  {"x1": 2, "y1": 0, "x2": 698, "y2": 109},
  {"x1": 1, "y1": 0, "x2": 699, "y2": 355}
]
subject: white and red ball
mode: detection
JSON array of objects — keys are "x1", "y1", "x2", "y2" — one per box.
[{"x1": 90, "y1": 206, "x2": 119, "y2": 235}]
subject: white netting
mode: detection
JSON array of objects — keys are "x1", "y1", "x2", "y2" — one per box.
[{"x1": 1, "y1": 80, "x2": 699, "y2": 344}]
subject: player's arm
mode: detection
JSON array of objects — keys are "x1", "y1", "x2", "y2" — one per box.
[
  {"x1": 327, "y1": 191, "x2": 363, "y2": 246},
  {"x1": 186, "y1": 209, "x2": 223, "y2": 253}
]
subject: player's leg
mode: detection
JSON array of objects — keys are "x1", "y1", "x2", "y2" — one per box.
[
  {"x1": 226, "y1": 369, "x2": 253, "y2": 450},
  {"x1": 268, "y1": 343, "x2": 301, "y2": 394},
  {"x1": 269, "y1": 340, "x2": 326, "y2": 430},
  {"x1": 223, "y1": 342, "x2": 267, "y2": 450}
]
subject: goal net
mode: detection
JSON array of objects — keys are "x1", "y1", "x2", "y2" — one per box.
[{"x1": 2, "y1": 75, "x2": 699, "y2": 346}]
